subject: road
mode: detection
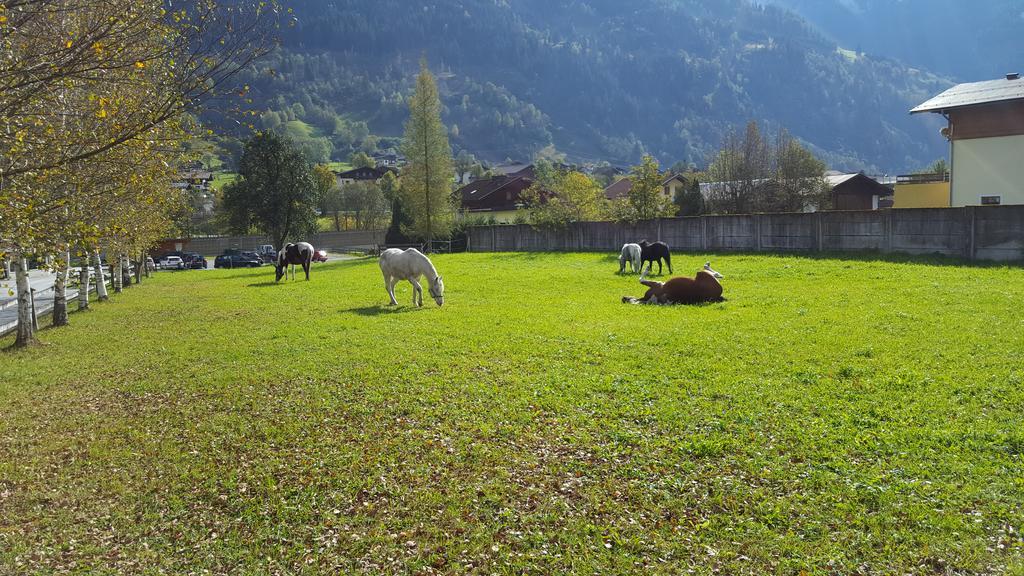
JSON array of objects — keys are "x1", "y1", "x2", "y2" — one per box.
[
  {"x1": 0, "y1": 253, "x2": 358, "y2": 337},
  {"x1": 0, "y1": 270, "x2": 81, "y2": 337}
]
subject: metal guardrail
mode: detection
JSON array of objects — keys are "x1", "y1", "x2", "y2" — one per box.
[{"x1": 896, "y1": 172, "x2": 950, "y2": 184}]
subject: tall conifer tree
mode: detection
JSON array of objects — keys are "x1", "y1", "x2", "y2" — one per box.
[{"x1": 400, "y1": 59, "x2": 454, "y2": 251}]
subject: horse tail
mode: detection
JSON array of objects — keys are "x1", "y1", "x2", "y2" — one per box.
[
  {"x1": 640, "y1": 263, "x2": 651, "y2": 281},
  {"x1": 664, "y1": 250, "x2": 672, "y2": 274}
]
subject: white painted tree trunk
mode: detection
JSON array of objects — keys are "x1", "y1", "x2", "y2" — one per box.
[
  {"x1": 93, "y1": 249, "x2": 108, "y2": 301},
  {"x1": 113, "y1": 255, "x2": 122, "y2": 293},
  {"x1": 135, "y1": 252, "x2": 144, "y2": 284},
  {"x1": 52, "y1": 250, "x2": 70, "y2": 327},
  {"x1": 78, "y1": 260, "x2": 90, "y2": 311},
  {"x1": 14, "y1": 257, "x2": 34, "y2": 347},
  {"x1": 121, "y1": 253, "x2": 132, "y2": 286}
]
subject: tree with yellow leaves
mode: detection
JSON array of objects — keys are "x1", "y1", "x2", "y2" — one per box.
[{"x1": 0, "y1": 0, "x2": 279, "y2": 347}]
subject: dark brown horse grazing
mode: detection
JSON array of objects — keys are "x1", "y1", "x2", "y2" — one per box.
[
  {"x1": 638, "y1": 240, "x2": 672, "y2": 275},
  {"x1": 623, "y1": 262, "x2": 724, "y2": 305},
  {"x1": 276, "y1": 242, "x2": 314, "y2": 281}
]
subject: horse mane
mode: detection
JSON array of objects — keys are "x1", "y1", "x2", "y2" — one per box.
[{"x1": 419, "y1": 251, "x2": 440, "y2": 280}]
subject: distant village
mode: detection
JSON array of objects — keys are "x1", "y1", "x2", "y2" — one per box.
[{"x1": 176, "y1": 72, "x2": 1024, "y2": 228}]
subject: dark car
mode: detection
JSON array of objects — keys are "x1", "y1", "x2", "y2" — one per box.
[
  {"x1": 214, "y1": 254, "x2": 263, "y2": 268},
  {"x1": 312, "y1": 249, "x2": 328, "y2": 263},
  {"x1": 184, "y1": 253, "x2": 207, "y2": 269},
  {"x1": 239, "y1": 251, "x2": 263, "y2": 263}
]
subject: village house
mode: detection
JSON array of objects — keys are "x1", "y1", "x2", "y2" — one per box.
[
  {"x1": 603, "y1": 173, "x2": 687, "y2": 202},
  {"x1": 172, "y1": 170, "x2": 215, "y2": 216},
  {"x1": 826, "y1": 172, "x2": 894, "y2": 210},
  {"x1": 173, "y1": 170, "x2": 214, "y2": 192},
  {"x1": 912, "y1": 73, "x2": 1024, "y2": 206},
  {"x1": 333, "y1": 165, "x2": 396, "y2": 188},
  {"x1": 455, "y1": 165, "x2": 539, "y2": 223},
  {"x1": 371, "y1": 150, "x2": 406, "y2": 168}
]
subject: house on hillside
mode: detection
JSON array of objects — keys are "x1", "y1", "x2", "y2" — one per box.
[
  {"x1": 912, "y1": 73, "x2": 1024, "y2": 206},
  {"x1": 456, "y1": 165, "x2": 540, "y2": 223},
  {"x1": 490, "y1": 162, "x2": 533, "y2": 177},
  {"x1": 372, "y1": 150, "x2": 406, "y2": 168},
  {"x1": 603, "y1": 173, "x2": 687, "y2": 202},
  {"x1": 172, "y1": 170, "x2": 215, "y2": 216},
  {"x1": 827, "y1": 172, "x2": 894, "y2": 210},
  {"x1": 334, "y1": 166, "x2": 397, "y2": 188},
  {"x1": 173, "y1": 170, "x2": 213, "y2": 192}
]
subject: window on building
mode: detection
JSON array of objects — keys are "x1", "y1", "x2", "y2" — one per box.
[{"x1": 980, "y1": 195, "x2": 1002, "y2": 205}]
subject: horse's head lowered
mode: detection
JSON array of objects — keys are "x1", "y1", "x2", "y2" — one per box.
[
  {"x1": 428, "y1": 275, "x2": 445, "y2": 306},
  {"x1": 274, "y1": 246, "x2": 290, "y2": 282}
]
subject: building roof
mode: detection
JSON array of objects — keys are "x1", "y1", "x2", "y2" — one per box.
[
  {"x1": 825, "y1": 173, "x2": 860, "y2": 188},
  {"x1": 491, "y1": 162, "x2": 532, "y2": 176},
  {"x1": 603, "y1": 177, "x2": 632, "y2": 200},
  {"x1": 457, "y1": 171, "x2": 540, "y2": 212},
  {"x1": 911, "y1": 75, "x2": 1024, "y2": 114},
  {"x1": 178, "y1": 170, "x2": 213, "y2": 181},
  {"x1": 827, "y1": 173, "x2": 893, "y2": 196},
  {"x1": 662, "y1": 173, "x2": 688, "y2": 186}
]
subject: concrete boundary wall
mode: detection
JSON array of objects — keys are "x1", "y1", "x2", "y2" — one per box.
[
  {"x1": 467, "y1": 207, "x2": 1024, "y2": 262},
  {"x1": 170, "y1": 230, "x2": 385, "y2": 256}
]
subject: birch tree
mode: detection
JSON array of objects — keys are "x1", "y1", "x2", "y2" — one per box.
[{"x1": 0, "y1": 0, "x2": 277, "y2": 346}]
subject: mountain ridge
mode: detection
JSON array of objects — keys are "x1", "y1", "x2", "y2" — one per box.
[{"x1": 224, "y1": 0, "x2": 959, "y2": 173}]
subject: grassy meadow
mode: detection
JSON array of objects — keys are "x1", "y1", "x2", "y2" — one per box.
[{"x1": 1, "y1": 253, "x2": 1023, "y2": 574}]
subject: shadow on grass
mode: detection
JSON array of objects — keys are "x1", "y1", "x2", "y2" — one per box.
[
  {"x1": 246, "y1": 281, "x2": 283, "y2": 288},
  {"x1": 342, "y1": 305, "x2": 422, "y2": 316}
]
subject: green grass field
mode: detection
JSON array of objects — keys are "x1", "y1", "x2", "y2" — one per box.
[{"x1": 2, "y1": 253, "x2": 1023, "y2": 574}]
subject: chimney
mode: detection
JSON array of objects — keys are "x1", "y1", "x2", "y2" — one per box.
[{"x1": 1007, "y1": 73, "x2": 1021, "y2": 80}]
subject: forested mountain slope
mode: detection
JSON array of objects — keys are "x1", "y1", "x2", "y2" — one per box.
[
  {"x1": 224, "y1": 0, "x2": 956, "y2": 172},
  {"x1": 766, "y1": 0, "x2": 1023, "y2": 82}
]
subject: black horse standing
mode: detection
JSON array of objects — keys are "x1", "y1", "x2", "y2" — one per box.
[
  {"x1": 639, "y1": 240, "x2": 672, "y2": 275},
  {"x1": 276, "y1": 242, "x2": 314, "y2": 281}
]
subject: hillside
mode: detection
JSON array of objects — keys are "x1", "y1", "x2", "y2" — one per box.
[
  {"x1": 765, "y1": 0, "x2": 1023, "y2": 82},
  {"x1": 220, "y1": 0, "x2": 957, "y2": 173}
]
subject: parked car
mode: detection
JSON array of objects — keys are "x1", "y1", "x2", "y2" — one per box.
[
  {"x1": 239, "y1": 250, "x2": 263, "y2": 264},
  {"x1": 214, "y1": 253, "x2": 263, "y2": 268},
  {"x1": 184, "y1": 253, "x2": 207, "y2": 269},
  {"x1": 312, "y1": 249, "x2": 328, "y2": 263},
  {"x1": 256, "y1": 244, "x2": 276, "y2": 263},
  {"x1": 159, "y1": 255, "x2": 185, "y2": 270}
]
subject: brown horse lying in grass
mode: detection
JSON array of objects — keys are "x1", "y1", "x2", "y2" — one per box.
[{"x1": 623, "y1": 262, "x2": 725, "y2": 305}]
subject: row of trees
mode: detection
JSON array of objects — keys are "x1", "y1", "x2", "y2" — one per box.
[
  {"x1": 518, "y1": 121, "x2": 831, "y2": 228},
  {"x1": 0, "y1": 1, "x2": 278, "y2": 347},
  {"x1": 703, "y1": 122, "x2": 830, "y2": 214}
]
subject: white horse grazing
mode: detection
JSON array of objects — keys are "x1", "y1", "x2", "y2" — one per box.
[
  {"x1": 619, "y1": 243, "x2": 642, "y2": 274},
  {"x1": 379, "y1": 248, "x2": 445, "y2": 307}
]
